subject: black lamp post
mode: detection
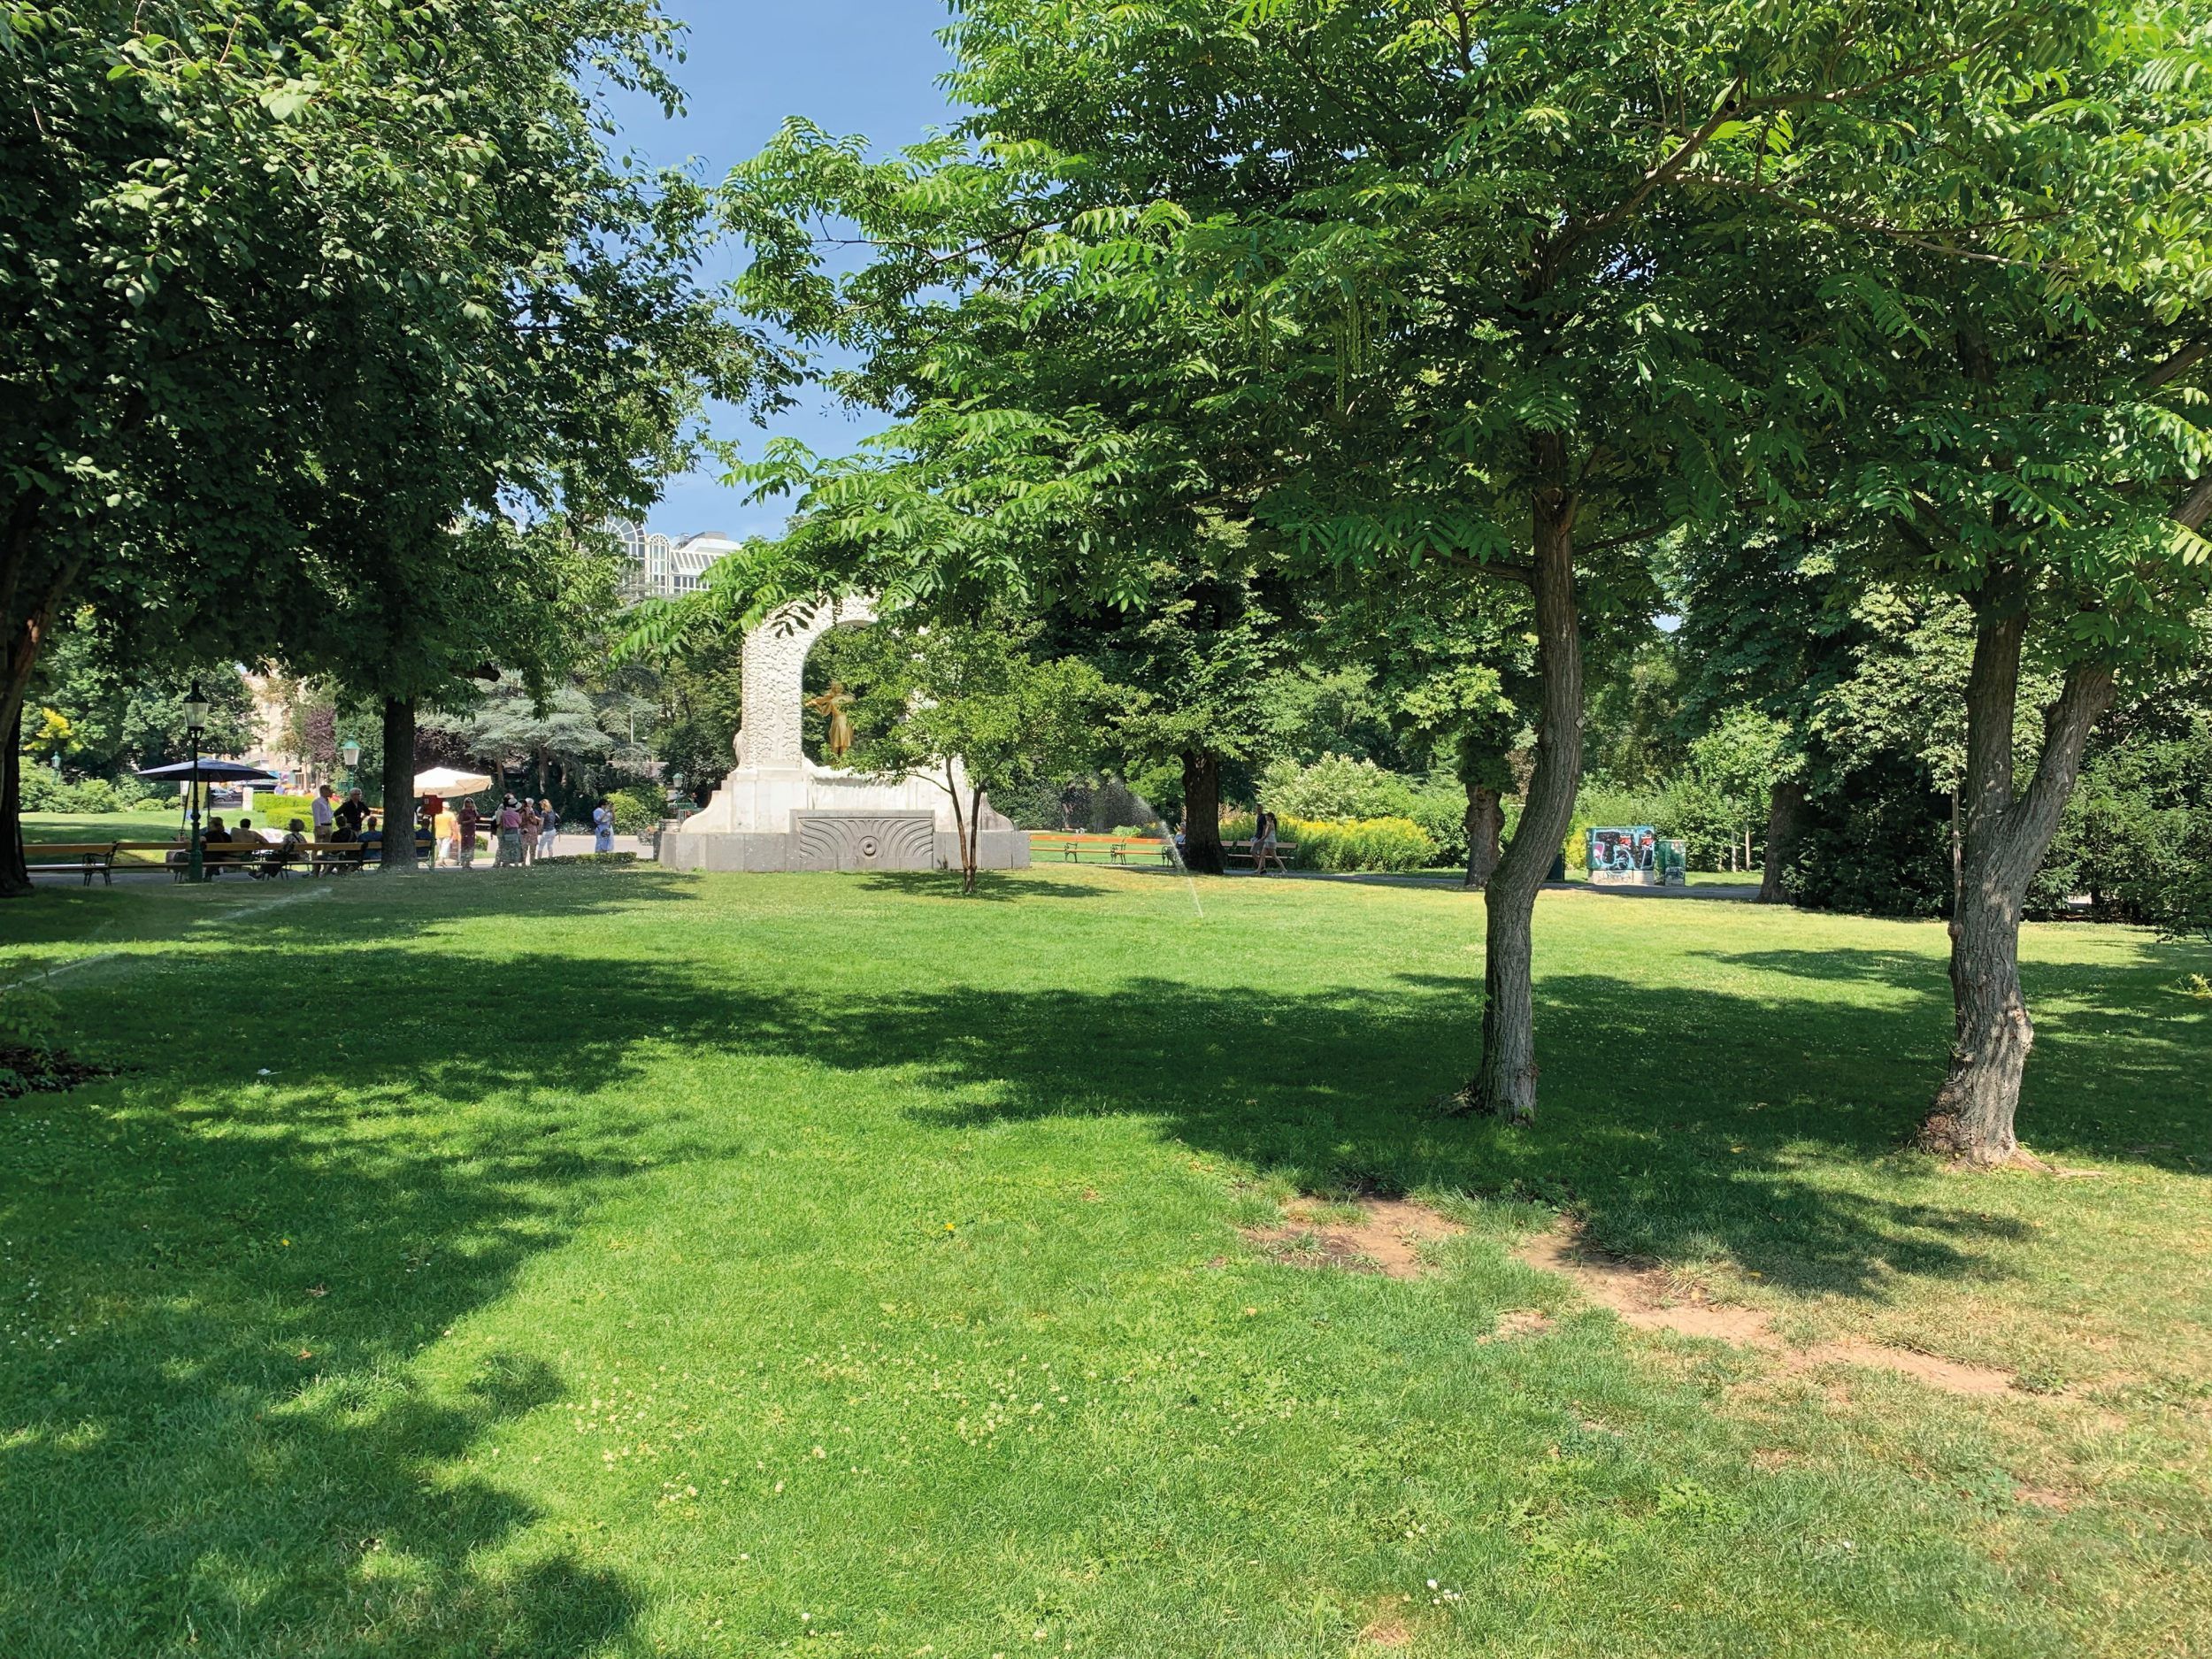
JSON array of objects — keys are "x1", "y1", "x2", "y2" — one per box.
[{"x1": 184, "y1": 680, "x2": 208, "y2": 883}]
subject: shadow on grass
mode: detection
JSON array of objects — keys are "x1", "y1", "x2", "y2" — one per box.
[
  {"x1": 5, "y1": 884, "x2": 2205, "y2": 1650},
  {"x1": 0, "y1": 1049, "x2": 680, "y2": 1654},
  {"x1": 855, "y1": 869, "x2": 1130, "y2": 902}
]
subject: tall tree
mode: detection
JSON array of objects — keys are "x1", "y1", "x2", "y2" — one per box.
[
  {"x1": 2, "y1": 5, "x2": 430, "y2": 889},
  {"x1": 717, "y1": 0, "x2": 2095, "y2": 1126},
  {"x1": 2, "y1": 1, "x2": 746, "y2": 884}
]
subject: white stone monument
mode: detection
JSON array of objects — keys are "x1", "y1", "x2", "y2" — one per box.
[{"x1": 659, "y1": 595, "x2": 1031, "y2": 874}]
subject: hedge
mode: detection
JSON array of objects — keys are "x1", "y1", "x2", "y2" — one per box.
[{"x1": 1284, "y1": 814, "x2": 1439, "y2": 873}]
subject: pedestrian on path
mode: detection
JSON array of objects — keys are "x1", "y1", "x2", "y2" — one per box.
[
  {"x1": 457, "y1": 798, "x2": 481, "y2": 868},
  {"x1": 591, "y1": 798, "x2": 614, "y2": 854},
  {"x1": 495, "y1": 795, "x2": 525, "y2": 867},
  {"x1": 1254, "y1": 809, "x2": 1286, "y2": 875},
  {"x1": 518, "y1": 799, "x2": 542, "y2": 866},
  {"x1": 434, "y1": 803, "x2": 458, "y2": 867},
  {"x1": 536, "y1": 799, "x2": 560, "y2": 860}
]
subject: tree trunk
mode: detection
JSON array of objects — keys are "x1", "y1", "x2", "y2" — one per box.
[
  {"x1": 0, "y1": 705, "x2": 27, "y2": 899},
  {"x1": 1463, "y1": 783, "x2": 1504, "y2": 890},
  {"x1": 945, "y1": 762, "x2": 972, "y2": 891},
  {"x1": 965, "y1": 782, "x2": 984, "y2": 895},
  {"x1": 1180, "y1": 749, "x2": 1225, "y2": 875},
  {"x1": 0, "y1": 525, "x2": 73, "y2": 899},
  {"x1": 1454, "y1": 477, "x2": 1583, "y2": 1125},
  {"x1": 1916, "y1": 577, "x2": 2113, "y2": 1166},
  {"x1": 1757, "y1": 779, "x2": 1804, "y2": 905},
  {"x1": 380, "y1": 696, "x2": 418, "y2": 871}
]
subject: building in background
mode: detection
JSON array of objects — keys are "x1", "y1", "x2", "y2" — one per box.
[{"x1": 611, "y1": 522, "x2": 736, "y2": 603}]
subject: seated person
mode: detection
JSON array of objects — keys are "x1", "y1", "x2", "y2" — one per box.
[
  {"x1": 230, "y1": 816, "x2": 264, "y2": 844},
  {"x1": 259, "y1": 818, "x2": 310, "y2": 878}
]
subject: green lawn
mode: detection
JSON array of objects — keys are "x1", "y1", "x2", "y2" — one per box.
[
  {"x1": 21, "y1": 810, "x2": 185, "y2": 846},
  {"x1": 1, "y1": 867, "x2": 2206, "y2": 1657}
]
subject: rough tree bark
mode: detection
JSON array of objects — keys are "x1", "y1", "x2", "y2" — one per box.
[
  {"x1": 1916, "y1": 574, "x2": 2114, "y2": 1166},
  {"x1": 1451, "y1": 475, "x2": 1583, "y2": 1125},
  {"x1": 1180, "y1": 749, "x2": 1225, "y2": 875},
  {"x1": 1463, "y1": 782, "x2": 1504, "y2": 891},
  {"x1": 0, "y1": 710, "x2": 26, "y2": 899},
  {"x1": 380, "y1": 695, "x2": 419, "y2": 871},
  {"x1": 0, "y1": 511, "x2": 77, "y2": 898},
  {"x1": 1756, "y1": 779, "x2": 1805, "y2": 905}
]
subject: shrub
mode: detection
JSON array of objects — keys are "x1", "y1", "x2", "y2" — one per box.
[
  {"x1": 19, "y1": 772, "x2": 166, "y2": 814},
  {"x1": 1405, "y1": 784, "x2": 1471, "y2": 866},
  {"x1": 1260, "y1": 753, "x2": 1420, "y2": 820},
  {"x1": 1789, "y1": 758, "x2": 1952, "y2": 918},
  {"x1": 0, "y1": 983, "x2": 60, "y2": 1054},
  {"x1": 606, "y1": 787, "x2": 664, "y2": 837},
  {"x1": 1285, "y1": 814, "x2": 1438, "y2": 873},
  {"x1": 19, "y1": 769, "x2": 65, "y2": 811},
  {"x1": 251, "y1": 792, "x2": 319, "y2": 827}
]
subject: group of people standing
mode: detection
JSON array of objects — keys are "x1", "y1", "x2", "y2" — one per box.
[
  {"x1": 419, "y1": 792, "x2": 579, "y2": 867},
  {"x1": 293, "y1": 783, "x2": 617, "y2": 867}
]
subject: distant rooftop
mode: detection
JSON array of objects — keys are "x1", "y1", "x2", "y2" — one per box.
[{"x1": 611, "y1": 522, "x2": 739, "y2": 600}]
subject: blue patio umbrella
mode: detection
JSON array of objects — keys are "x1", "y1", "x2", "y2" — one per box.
[{"x1": 134, "y1": 759, "x2": 285, "y2": 786}]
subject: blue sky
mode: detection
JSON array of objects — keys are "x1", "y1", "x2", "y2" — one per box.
[{"x1": 609, "y1": 3, "x2": 964, "y2": 539}]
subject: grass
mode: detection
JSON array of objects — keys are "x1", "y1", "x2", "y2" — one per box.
[
  {"x1": 20, "y1": 810, "x2": 184, "y2": 846},
  {"x1": 0, "y1": 865, "x2": 2206, "y2": 1658}
]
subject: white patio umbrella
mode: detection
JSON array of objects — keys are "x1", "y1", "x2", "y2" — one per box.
[{"x1": 413, "y1": 765, "x2": 494, "y2": 796}]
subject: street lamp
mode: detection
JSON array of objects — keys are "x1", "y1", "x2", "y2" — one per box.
[
  {"x1": 339, "y1": 735, "x2": 362, "y2": 792},
  {"x1": 184, "y1": 680, "x2": 208, "y2": 883}
]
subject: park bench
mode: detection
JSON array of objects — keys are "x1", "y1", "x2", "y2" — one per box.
[
  {"x1": 1032, "y1": 832, "x2": 1162, "y2": 865},
  {"x1": 26, "y1": 841, "x2": 118, "y2": 886},
  {"x1": 110, "y1": 834, "x2": 435, "y2": 880}
]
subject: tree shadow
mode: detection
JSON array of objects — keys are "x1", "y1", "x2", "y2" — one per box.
[
  {"x1": 0, "y1": 1028, "x2": 676, "y2": 1653},
  {"x1": 7, "y1": 899, "x2": 2205, "y2": 1649},
  {"x1": 855, "y1": 869, "x2": 1127, "y2": 902}
]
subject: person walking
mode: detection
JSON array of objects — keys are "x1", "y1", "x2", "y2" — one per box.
[
  {"x1": 518, "y1": 798, "x2": 542, "y2": 866},
  {"x1": 456, "y1": 798, "x2": 481, "y2": 869},
  {"x1": 1254, "y1": 809, "x2": 1286, "y2": 875},
  {"x1": 495, "y1": 794, "x2": 525, "y2": 867},
  {"x1": 536, "y1": 799, "x2": 560, "y2": 861},
  {"x1": 434, "y1": 803, "x2": 458, "y2": 868},
  {"x1": 591, "y1": 797, "x2": 615, "y2": 854}
]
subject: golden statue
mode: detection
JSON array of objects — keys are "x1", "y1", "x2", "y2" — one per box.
[{"x1": 805, "y1": 680, "x2": 856, "y2": 759}]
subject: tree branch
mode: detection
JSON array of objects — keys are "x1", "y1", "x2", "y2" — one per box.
[
  {"x1": 2172, "y1": 474, "x2": 2212, "y2": 534},
  {"x1": 2142, "y1": 333, "x2": 2209, "y2": 393},
  {"x1": 2011, "y1": 659, "x2": 2116, "y2": 852}
]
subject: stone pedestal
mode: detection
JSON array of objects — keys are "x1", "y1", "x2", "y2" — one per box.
[{"x1": 658, "y1": 595, "x2": 1031, "y2": 876}]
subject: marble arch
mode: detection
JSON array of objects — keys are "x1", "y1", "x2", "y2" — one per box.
[{"x1": 659, "y1": 595, "x2": 1031, "y2": 875}]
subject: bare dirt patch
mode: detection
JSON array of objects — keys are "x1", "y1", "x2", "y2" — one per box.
[
  {"x1": 1511, "y1": 1223, "x2": 2018, "y2": 1398},
  {"x1": 1356, "y1": 1615, "x2": 1412, "y2": 1649},
  {"x1": 1243, "y1": 1196, "x2": 1463, "y2": 1280},
  {"x1": 1479, "y1": 1308, "x2": 1553, "y2": 1342}
]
